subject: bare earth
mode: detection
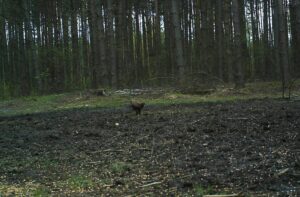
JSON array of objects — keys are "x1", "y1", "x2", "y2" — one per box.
[{"x1": 0, "y1": 99, "x2": 299, "y2": 196}]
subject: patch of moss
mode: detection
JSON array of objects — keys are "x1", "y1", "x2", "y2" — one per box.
[
  {"x1": 0, "y1": 183, "x2": 50, "y2": 197},
  {"x1": 194, "y1": 185, "x2": 215, "y2": 197},
  {"x1": 65, "y1": 175, "x2": 94, "y2": 190},
  {"x1": 110, "y1": 162, "x2": 132, "y2": 174}
]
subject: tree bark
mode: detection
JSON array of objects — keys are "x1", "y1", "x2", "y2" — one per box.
[
  {"x1": 170, "y1": 0, "x2": 185, "y2": 86},
  {"x1": 0, "y1": 8, "x2": 7, "y2": 94},
  {"x1": 291, "y1": 0, "x2": 300, "y2": 75},
  {"x1": 134, "y1": 2, "x2": 143, "y2": 86},
  {"x1": 224, "y1": 0, "x2": 233, "y2": 82},
  {"x1": 232, "y1": 0, "x2": 245, "y2": 88},
  {"x1": 215, "y1": 0, "x2": 223, "y2": 80},
  {"x1": 71, "y1": 0, "x2": 80, "y2": 87},
  {"x1": 277, "y1": 0, "x2": 290, "y2": 97},
  {"x1": 106, "y1": 0, "x2": 117, "y2": 87}
]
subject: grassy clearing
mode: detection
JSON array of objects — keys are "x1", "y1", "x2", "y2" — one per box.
[{"x1": 0, "y1": 81, "x2": 299, "y2": 116}]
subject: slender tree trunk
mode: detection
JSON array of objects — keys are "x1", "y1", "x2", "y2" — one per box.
[
  {"x1": 224, "y1": 0, "x2": 233, "y2": 82},
  {"x1": 98, "y1": 4, "x2": 108, "y2": 87},
  {"x1": 232, "y1": 0, "x2": 245, "y2": 88},
  {"x1": 273, "y1": 0, "x2": 281, "y2": 79},
  {"x1": 81, "y1": 1, "x2": 89, "y2": 87},
  {"x1": 154, "y1": 0, "x2": 161, "y2": 84},
  {"x1": 0, "y1": 9, "x2": 7, "y2": 95},
  {"x1": 200, "y1": 0, "x2": 208, "y2": 73},
  {"x1": 142, "y1": 9, "x2": 148, "y2": 82},
  {"x1": 239, "y1": 0, "x2": 249, "y2": 80},
  {"x1": 88, "y1": 0, "x2": 98, "y2": 88},
  {"x1": 62, "y1": 1, "x2": 70, "y2": 89},
  {"x1": 250, "y1": 0, "x2": 260, "y2": 79},
  {"x1": 163, "y1": 0, "x2": 174, "y2": 83},
  {"x1": 106, "y1": 0, "x2": 117, "y2": 87},
  {"x1": 145, "y1": 3, "x2": 152, "y2": 83},
  {"x1": 35, "y1": 8, "x2": 42, "y2": 92},
  {"x1": 126, "y1": 1, "x2": 135, "y2": 86},
  {"x1": 206, "y1": 0, "x2": 214, "y2": 75},
  {"x1": 71, "y1": 0, "x2": 80, "y2": 87},
  {"x1": 277, "y1": 0, "x2": 290, "y2": 97},
  {"x1": 263, "y1": 0, "x2": 271, "y2": 79},
  {"x1": 170, "y1": 0, "x2": 185, "y2": 85},
  {"x1": 115, "y1": 1, "x2": 125, "y2": 87},
  {"x1": 215, "y1": 0, "x2": 223, "y2": 80},
  {"x1": 134, "y1": 3, "x2": 143, "y2": 86},
  {"x1": 53, "y1": 0, "x2": 61, "y2": 91}
]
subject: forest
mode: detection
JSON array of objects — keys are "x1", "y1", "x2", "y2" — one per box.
[
  {"x1": 0, "y1": 0, "x2": 300, "y2": 196},
  {"x1": 0, "y1": 0, "x2": 299, "y2": 97}
]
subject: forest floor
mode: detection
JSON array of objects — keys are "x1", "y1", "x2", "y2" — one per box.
[{"x1": 0, "y1": 82, "x2": 300, "y2": 196}]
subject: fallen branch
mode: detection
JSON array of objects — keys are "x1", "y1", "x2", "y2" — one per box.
[
  {"x1": 140, "y1": 181, "x2": 162, "y2": 188},
  {"x1": 191, "y1": 118, "x2": 205, "y2": 124},
  {"x1": 227, "y1": 117, "x2": 248, "y2": 120},
  {"x1": 203, "y1": 194, "x2": 241, "y2": 197},
  {"x1": 90, "y1": 149, "x2": 126, "y2": 155},
  {"x1": 276, "y1": 168, "x2": 289, "y2": 176},
  {"x1": 137, "y1": 148, "x2": 151, "y2": 151},
  {"x1": 102, "y1": 149, "x2": 125, "y2": 152},
  {"x1": 88, "y1": 161, "x2": 103, "y2": 164}
]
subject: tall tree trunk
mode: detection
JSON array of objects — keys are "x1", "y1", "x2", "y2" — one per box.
[
  {"x1": 134, "y1": 2, "x2": 143, "y2": 86},
  {"x1": 0, "y1": 7, "x2": 7, "y2": 95},
  {"x1": 81, "y1": 1, "x2": 89, "y2": 87},
  {"x1": 232, "y1": 0, "x2": 245, "y2": 88},
  {"x1": 215, "y1": 0, "x2": 223, "y2": 80},
  {"x1": 142, "y1": 9, "x2": 148, "y2": 83},
  {"x1": 71, "y1": 0, "x2": 80, "y2": 88},
  {"x1": 163, "y1": 0, "x2": 174, "y2": 83},
  {"x1": 170, "y1": 0, "x2": 185, "y2": 85},
  {"x1": 88, "y1": 0, "x2": 98, "y2": 88},
  {"x1": 154, "y1": 0, "x2": 161, "y2": 84},
  {"x1": 291, "y1": 0, "x2": 300, "y2": 75},
  {"x1": 277, "y1": 0, "x2": 290, "y2": 97},
  {"x1": 272, "y1": 0, "x2": 281, "y2": 79},
  {"x1": 115, "y1": 1, "x2": 125, "y2": 87},
  {"x1": 34, "y1": 7, "x2": 42, "y2": 92},
  {"x1": 200, "y1": 0, "x2": 208, "y2": 73},
  {"x1": 263, "y1": 0, "x2": 271, "y2": 79},
  {"x1": 126, "y1": 1, "x2": 135, "y2": 86},
  {"x1": 62, "y1": 1, "x2": 70, "y2": 89},
  {"x1": 88, "y1": 0, "x2": 107, "y2": 88},
  {"x1": 145, "y1": 3, "x2": 152, "y2": 83},
  {"x1": 239, "y1": 0, "x2": 249, "y2": 80},
  {"x1": 194, "y1": 0, "x2": 201, "y2": 74},
  {"x1": 53, "y1": 0, "x2": 61, "y2": 91},
  {"x1": 250, "y1": 0, "x2": 260, "y2": 79},
  {"x1": 106, "y1": 0, "x2": 117, "y2": 87},
  {"x1": 98, "y1": 3, "x2": 108, "y2": 87},
  {"x1": 224, "y1": 0, "x2": 233, "y2": 82}
]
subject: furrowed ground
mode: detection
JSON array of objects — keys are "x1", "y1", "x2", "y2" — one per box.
[{"x1": 0, "y1": 83, "x2": 299, "y2": 196}]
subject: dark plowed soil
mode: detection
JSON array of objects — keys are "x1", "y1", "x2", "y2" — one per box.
[{"x1": 0, "y1": 99, "x2": 299, "y2": 196}]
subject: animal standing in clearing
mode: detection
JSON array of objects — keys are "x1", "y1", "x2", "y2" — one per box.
[{"x1": 131, "y1": 101, "x2": 145, "y2": 115}]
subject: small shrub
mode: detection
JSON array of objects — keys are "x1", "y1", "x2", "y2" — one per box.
[
  {"x1": 66, "y1": 175, "x2": 94, "y2": 190},
  {"x1": 194, "y1": 185, "x2": 214, "y2": 197},
  {"x1": 110, "y1": 162, "x2": 132, "y2": 174}
]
